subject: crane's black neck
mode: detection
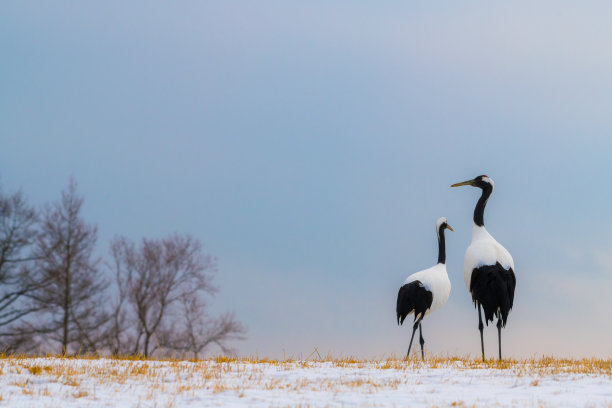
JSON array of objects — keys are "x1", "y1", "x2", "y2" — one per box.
[
  {"x1": 474, "y1": 185, "x2": 493, "y2": 227},
  {"x1": 437, "y1": 224, "x2": 446, "y2": 264}
]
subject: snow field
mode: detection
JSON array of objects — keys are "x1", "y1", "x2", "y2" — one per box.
[{"x1": 0, "y1": 356, "x2": 610, "y2": 407}]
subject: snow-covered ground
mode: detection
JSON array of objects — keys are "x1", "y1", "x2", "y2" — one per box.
[{"x1": 0, "y1": 357, "x2": 610, "y2": 407}]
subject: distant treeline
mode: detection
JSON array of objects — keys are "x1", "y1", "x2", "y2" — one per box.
[{"x1": 0, "y1": 178, "x2": 244, "y2": 357}]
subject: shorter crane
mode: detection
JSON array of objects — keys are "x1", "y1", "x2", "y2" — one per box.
[{"x1": 396, "y1": 217, "x2": 452, "y2": 359}]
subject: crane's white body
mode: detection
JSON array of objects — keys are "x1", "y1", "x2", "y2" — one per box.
[
  {"x1": 403, "y1": 263, "x2": 451, "y2": 316},
  {"x1": 463, "y1": 224, "x2": 515, "y2": 292}
]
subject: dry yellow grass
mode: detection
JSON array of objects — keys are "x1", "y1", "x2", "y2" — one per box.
[
  {"x1": 369, "y1": 355, "x2": 612, "y2": 376},
  {"x1": 1, "y1": 352, "x2": 610, "y2": 374},
  {"x1": 0, "y1": 353, "x2": 609, "y2": 407}
]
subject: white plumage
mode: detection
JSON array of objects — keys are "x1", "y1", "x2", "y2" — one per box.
[
  {"x1": 464, "y1": 225, "x2": 514, "y2": 291},
  {"x1": 403, "y1": 263, "x2": 451, "y2": 317}
]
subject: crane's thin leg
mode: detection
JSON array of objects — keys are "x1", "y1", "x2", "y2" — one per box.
[
  {"x1": 478, "y1": 303, "x2": 485, "y2": 361},
  {"x1": 406, "y1": 317, "x2": 421, "y2": 358},
  {"x1": 419, "y1": 322, "x2": 425, "y2": 361},
  {"x1": 497, "y1": 317, "x2": 502, "y2": 361}
]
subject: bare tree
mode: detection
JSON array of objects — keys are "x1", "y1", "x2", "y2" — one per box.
[
  {"x1": 105, "y1": 238, "x2": 138, "y2": 356},
  {"x1": 0, "y1": 187, "x2": 42, "y2": 350},
  {"x1": 28, "y1": 179, "x2": 108, "y2": 355},
  {"x1": 109, "y1": 234, "x2": 244, "y2": 357},
  {"x1": 174, "y1": 294, "x2": 245, "y2": 358}
]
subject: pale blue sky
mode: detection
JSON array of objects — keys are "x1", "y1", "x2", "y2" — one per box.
[{"x1": 2, "y1": 1, "x2": 612, "y2": 358}]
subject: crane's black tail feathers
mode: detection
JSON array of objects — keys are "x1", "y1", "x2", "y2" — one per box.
[
  {"x1": 470, "y1": 262, "x2": 516, "y2": 327},
  {"x1": 396, "y1": 280, "x2": 433, "y2": 326}
]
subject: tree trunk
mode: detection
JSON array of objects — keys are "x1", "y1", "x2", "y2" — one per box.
[
  {"x1": 62, "y1": 265, "x2": 70, "y2": 355},
  {"x1": 143, "y1": 332, "x2": 150, "y2": 357}
]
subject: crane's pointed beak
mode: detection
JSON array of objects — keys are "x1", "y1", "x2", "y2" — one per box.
[
  {"x1": 446, "y1": 224, "x2": 454, "y2": 232},
  {"x1": 450, "y1": 179, "x2": 475, "y2": 187}
]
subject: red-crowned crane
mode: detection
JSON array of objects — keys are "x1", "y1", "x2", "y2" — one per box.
[
  {"x1": 451, "y1": 175, "x2": 516, "y2": 361},
  {"x1": 396, "y1": 217, "x2": 453, "y2": 360}
]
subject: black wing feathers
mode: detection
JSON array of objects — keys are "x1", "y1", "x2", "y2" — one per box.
[
  {"x1": 469, "y1": 262, "x2": 516, "y2": 326},
  {"x1": 396, "y1": 280, "x2": 433, "y2": 325}
]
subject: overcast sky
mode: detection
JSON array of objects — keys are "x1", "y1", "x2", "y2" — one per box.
[{"x1": 2, "y1": 1, "x2": 612, "y2": 359}]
